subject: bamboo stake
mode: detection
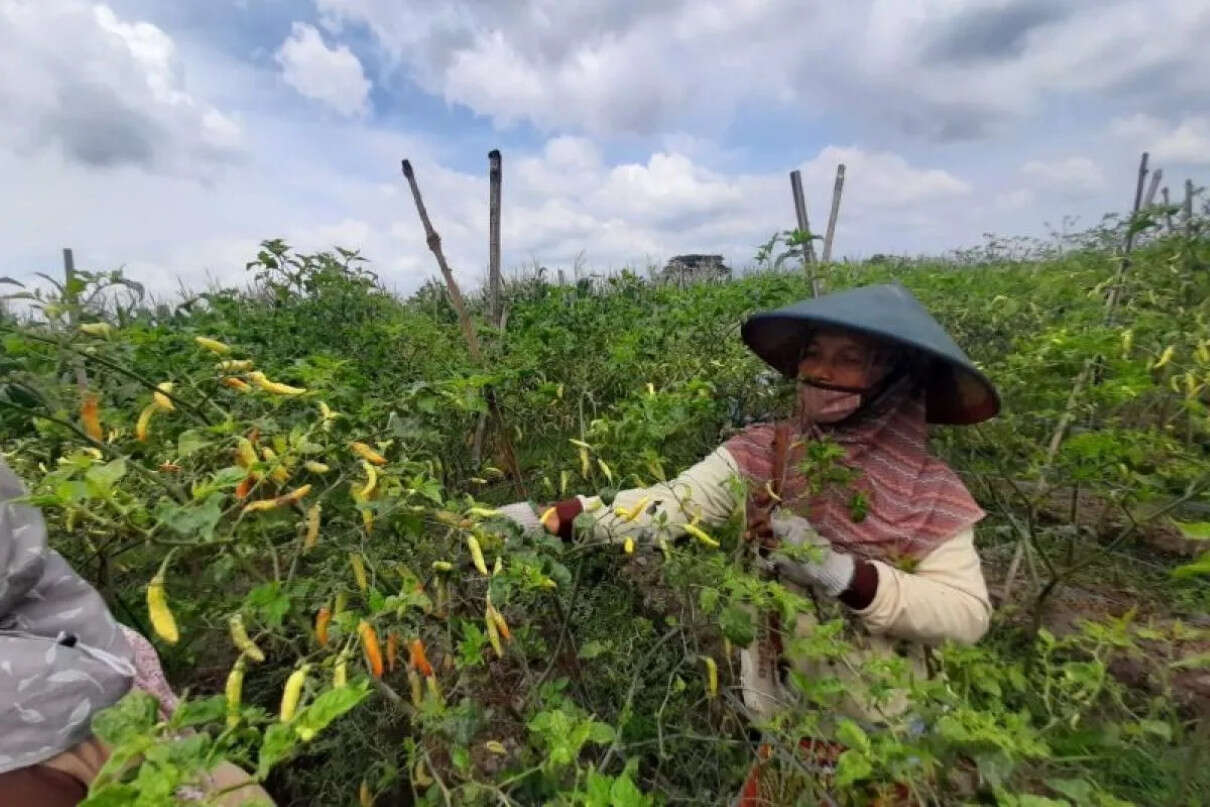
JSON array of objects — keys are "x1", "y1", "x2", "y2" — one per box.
[
  {"x1": 1143, "y1": 167, "x2": 1162, "y2": 209},
  {"x1": 1187, "y1": 179, "x2": 1196, "y2": 236},
  {"x1": 400, "y1": 160, "x2": 482, "y2": 361},
  {"x1": 1003, "y1": 151, "x2": 1149, "y2": 602},
  {"x1": 821, "y1": 163, "x2": 846, "y2": 265},
  {"x1": 788, "y1": 170, "x2": 819, "y2": 295},
  {"x1": 63, "y1": 248, "x2": 88, "y2": 394},
  {"x1": 1162, "y1": 187, "x2": 1173, "y2": 231},
  {"x1": 488, "y1": 149, "x2": 502, "y2": 327}
]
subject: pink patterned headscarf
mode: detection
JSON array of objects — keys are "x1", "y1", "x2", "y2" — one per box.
[{"x1": 723, "y1": 375, "x2": 984, "y2": 564}]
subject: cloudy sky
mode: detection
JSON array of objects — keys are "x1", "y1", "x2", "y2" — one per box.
[{"x1": 2, "y1": 0, "x2": 1208, "y2": 298}]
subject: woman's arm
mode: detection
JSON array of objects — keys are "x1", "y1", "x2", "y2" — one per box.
[
  {"x1": 543, "y1": 447, "x2": 744, "y2": 544},
  {"x1": 851, "y1": 527, "x2": 991, "y2": 645}
]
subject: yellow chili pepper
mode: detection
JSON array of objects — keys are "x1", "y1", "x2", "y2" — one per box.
[
  {"x1": 359, "y1": 620, "x2": 384, "y2": 679},
  {"x1": 485, "y1": 740, "x2": 507, "y2": 755},
  {"x1": 1153, "y1": 345, "x2": 1176, "y2": 369},
  {"x1": 247, "y1": 371, "x2": 306, "y2": 395},
  {"x1": 683, "y1": 523, "x2": 720, "y2": 548},
  {"x1": 146, "y1": 567, "x2": 178, "y2": 645},
  {"x1": 407, "y1": 669, "x2": 423, "y2": 706},
  {"x1": 195, "y1": 336, "x2": 231, "y2": 355},
  {"x1": 619, "y1": 496, "x2": 650, "y2": 523},
  {"x1": 425, "y1": 674, "x2": 443, "y2": 704},
  {"x1": 235, "y1": 437, "x2": 258, "y2": 469},
  {"x1": 485, "y1": 609, "x2": 504, "y2": 658},
  {"x1": 413, "y1": 759, "x2": 433, "y2": 787},
  {"x1": 221, "y1": 376, "x2": 251, "y2": 392},
  {"x1": 228, "y1": 613, "x2": 265, "y2": 662},
  {"x1": 304, "y1": 460, "x2": 330, "y2": 474},
  {"x1": 303, "y1": 504, "x2": 321, "y2": 552},
  {"x1": 431, "y1": 560, "x2": 453, "y2": 572},
  {"x1": 225, "y1": 655, "x2": 246, "y2": 728},
  {"x1": 333, "y1": 653, "x2": 348, "y2": 689},
  {"x1": 79, "y1": 322, "x2": 113, "y2": 337},
  {"x1": 598, "y1": 459, "x2": 613, "y2": 485},
  {"x1": 135, "y1": 404, "x2": 157, "y2": 442},
  {"x1": 359, "y1": 460, "x2": 378, "y2": 499},
  {"x1": 350, "y1": 441, "x2": 387, "y2": 466},
  {"x1": 579, "y1": 446, "x2": 590, "y2": 478},
  {"x1": 702, "y1": 655, "x2": 718, "y2": 698},
  {"x1": 466, "y1": 534, "x2": 488, "y2": 576},
  {"x1": 350, "y1": 553, "x2": 369, "y2": 592},
  {"x1": 279, "y1": 665, "x2": 310, "y2": 721},
  {"x1": 81, "y1": 393, "x2": 103, "y2": 442},
  {"x1": 359, "y1": 780, "x2": 372, "y2": 807},
  {"x1": 217, "y1": 359, "x2": 253, "y2": 372},
  {"x1": 488, "y1": 604, "x2": 511, "y2": 641},
  {"x1": 153, "y1": 382, "x2": 175, "y2": 412},
  {"x1": 623, "y1": 537, "x2": 636, "y2": 555}
]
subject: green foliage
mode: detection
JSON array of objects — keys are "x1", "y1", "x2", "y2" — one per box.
[{"x1": 3, "y1": 219, "x2": 1210, "y2": 805}]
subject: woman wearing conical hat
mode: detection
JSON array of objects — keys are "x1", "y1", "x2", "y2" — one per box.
[{"x1": 499, "y1": 283, "x2": 999, "y2": 797}]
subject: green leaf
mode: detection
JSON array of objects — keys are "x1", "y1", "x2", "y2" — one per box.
[
  {"x1": 698, "y1": 587, "x2": 719, "y2": 613},
  {"x1": 91, "y1": 691, "x2": 159, "y2": 746},
  {"x1": 177, "y1": 430, "x2": 210, "y2": 458},
  {"x1": 450, "y1": 745, "x2": 471, "y2": 774},
  {"x1": 1169, "y1": 651, "x2": 1210, "y2": 669},
  {"x1": 80, "y1": 784, "x2": 140, "y2": 807},
  {"x1": 609, "y1": 769, "x2": 649, "y2": 807},
  {"x1": 1137, "y1": 719, "x2": 1173, "y2": 742},
  {"x1": 257, "y1": 723, "x2": 298, "y2": 779},
  {"x1": 833, "y1": 749, "x2": 873, "y2": 789},
  {"x1": 246, "y1": 582, "x2": 292, "y2": 628},
  {"x1": 294, "y1": 681, "x2": 370, "y2": 742},
  {"x1": 587, "y1": 721, "x2": 615, "y2": 745},
  {"x1": 579, "y1": 640, "x2": 609, "y2": 660},
  {"x1": 84, "y1": 458, "x2": 126, "y2": 497},
  {"x1": 719, "y1": 604, "x2": 754, "y2": 647},
  {"x1": 1047, "y1": 777, "x2": 1094, "y2": 805},
  {"x1": 1172, "y1": 552, "x2": 1210, "y2": 579},
  {"x1": 835, "y1": 719, "x2": 871, "y2": 755},
  {"x1": 169, "y1": 696, "x2": 227, "y2": 729},
  {"x1": 154, "y1": 494, "x2": 223, "y2": 541}
]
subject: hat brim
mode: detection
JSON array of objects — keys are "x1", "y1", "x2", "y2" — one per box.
[{"x1": 740, "y1": 312, "x2": 1000, "y2": 426}]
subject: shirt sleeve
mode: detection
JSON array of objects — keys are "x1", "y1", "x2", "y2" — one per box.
[
  {"x1": 573, "y1": 447, "x2": 743, "y2": 544},
  {"x1": 851, "y1": 526, "x2": 992, "y2": 645}
]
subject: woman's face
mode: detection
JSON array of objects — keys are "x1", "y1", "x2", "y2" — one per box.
[{"x1": 796, "y1": 329, "x2": 890, "y2": 391}]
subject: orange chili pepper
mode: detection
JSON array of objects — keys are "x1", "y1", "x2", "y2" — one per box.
[
  {"x1": 235, "y1": 476, "x2": 254, "y2": 500},
  {"x1": 81, "y1": 393, "x2": 103, "y2": 442},
  {"x1": 359, "y1": 620, "x2": 384, "y2": 679},
  {"x1": 315, "y1": 606, "x2": 331, "y2": 647},
  {"x1": 386, "y1": 632, "x2": 399, "y2": 673},
  {"x1": 408, "y1": 638, "x2": 433, "y2": 677}
]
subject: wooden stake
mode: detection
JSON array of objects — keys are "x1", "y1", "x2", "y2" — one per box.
[
  {"x1": 1186, "y1": 179, "x2": 1196, "y2": 236},
  {"x1": 401, "y1": 159, "x2": 482, "y2": 361},
  {"x1": 788, "y1": 170, "x2": 819, "y2": 295},
  {"x1": 488, "y1": 149, "x2": 502, "y2": 327},
  {"x1": 1104, "y1": 152, "x2": 1149, "y2": 319},
  {"x1": 1143, "y1": 167, "x2": 1162, "y2": 208},
  {"x1": 821, "y1": 163, "x2": 845, "y2": 266},
  {"x1": 1162, "y1": 187, "x2": 1173, "y2": 231}
]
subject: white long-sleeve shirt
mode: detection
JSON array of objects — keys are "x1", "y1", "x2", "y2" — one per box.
[{"x1": 572, "y1": 446, "x2": 992, "y2": 723}]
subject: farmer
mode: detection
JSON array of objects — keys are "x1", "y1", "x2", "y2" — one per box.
[
  {"x1": 0, "y1": 457, "x2": 273, "y2": 806},
  {"x1": 498, "y1": 283, "x2": 998, "y2": 795}
]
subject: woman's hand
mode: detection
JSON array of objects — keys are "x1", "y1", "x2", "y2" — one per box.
[
  {"x1": 764, "y1": 510, "x2": 856, "y2": 598},
  {"x1": 496, "y1": 502, "x2": 561, "y2": 535}
]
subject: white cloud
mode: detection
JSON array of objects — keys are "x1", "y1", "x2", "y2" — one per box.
[
  {"x1": 316, "y1": 0, "x2": 1210, "y2": 139},
  {"x1": 1111, "y1": 114, "x2": 1210, "y2": 166},
  {"x1": 0, "y1": 1, "x2": 242, "y2": 176},
  {"x1": 275, "y1": 22, "x2": 371, "y2": 118},
  {"x1": 1021, "y1": 156, "x2": 1106, "y2": 194}
]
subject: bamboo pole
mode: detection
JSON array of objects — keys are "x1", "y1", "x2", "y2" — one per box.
[
  {"x1": 788, "y1": 170, "x2": 819, "y2": 295},
  {"x1": 400, "y1": 160, "x2": 482, "y2": 361},
  {"x1": 821, "y1": 163, "x2": 846, "y2": 264},
  {"x1": 1186, "y1": 179, "x2": 1196, "y2": 236},
  {"x1": 1162, "y1": 187, "x2": 1173, "y2": 231},
  {"x1": 488, "y1": 149, "x2": 502, "y2": 327},
  {"x1": 63, "y1": 248, "x2": 88, "y2": 394},
  {"x1": 1143, "y1": 167, "x2": 1162, "y2": 209}
]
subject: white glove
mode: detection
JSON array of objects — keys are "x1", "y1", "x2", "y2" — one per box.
[
  {"x1": 496, "y1": 502, "x2": 545, "y2": 534},
  {"x1": 765, "y1": 510, "x2": 855, "y2": 598}
]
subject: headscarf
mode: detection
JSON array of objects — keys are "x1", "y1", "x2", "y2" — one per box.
[
  {"x1": 723, "y1": 372, "x2": 985, "y2": 564},
  {"x1": 0, "y1": 458, "x2": 135, "y2": 774}
]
